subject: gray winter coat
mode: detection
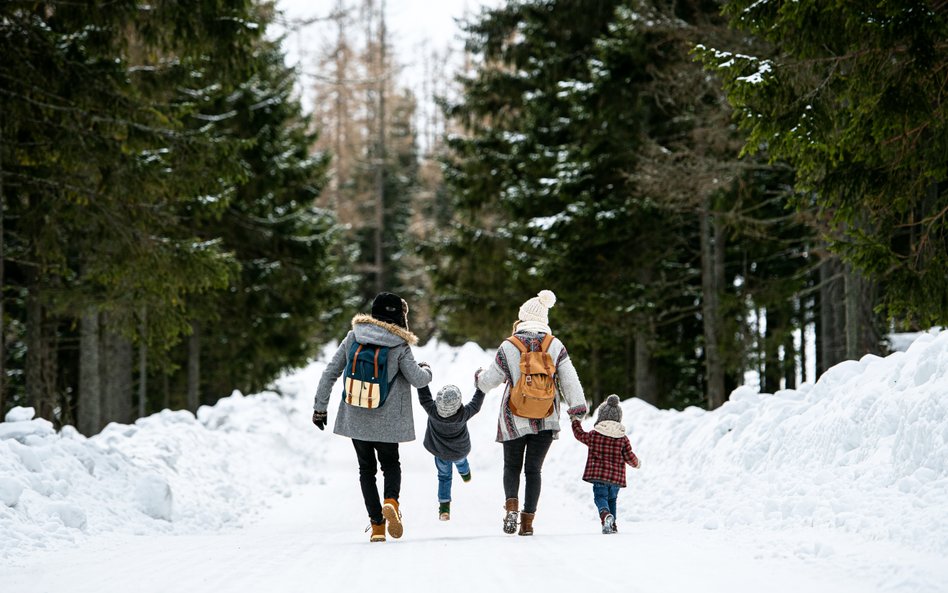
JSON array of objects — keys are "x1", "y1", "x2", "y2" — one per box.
[
  {"x1": 418, "y1": 386, "x2": 485, "y2": 462},
  {"x1": 314, "y1": 315, "x2": 432, "y2": 443}
]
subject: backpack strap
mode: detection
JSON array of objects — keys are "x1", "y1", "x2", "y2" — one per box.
[
  {"x1": 539, "y1": 334, "x2": 554, "y2": 353},
  {"x1": 507, "y1": 334, "x2": 555, "y2": 353},
  {"x1": 351, "y1": 344, "x2": 364, "y2": 374},
  {"x1": 506, "y1": 336, "x2": 528, "y2": 353}
]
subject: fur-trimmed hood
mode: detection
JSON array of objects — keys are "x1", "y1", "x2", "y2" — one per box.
[
  {"x1": 352, "y1": 313, "x2": 419, "y2": 346},
  {"x1": 593, "y1": 420, "x2": 626, "y2": 438}
]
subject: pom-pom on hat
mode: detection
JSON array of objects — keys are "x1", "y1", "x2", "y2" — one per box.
[
  {"x1": 518, "y1": 290, "x2": 557, "y2": 326},
  {"x1": 371, "y1": 292, "x2": 409, "y2": 329},
  {"x1": 435, "y1": 385, "x2": 463, "y2": 418},
  {"x1": 595, "y1": 394, "x2": 623, "y2": 424}
]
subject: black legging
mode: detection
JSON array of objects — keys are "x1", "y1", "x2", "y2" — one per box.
[
  {"x1": 352, "y1": 439, "x2": 401, "y2": 524},
  {"x1": 502, "y1": 430, "x2": 554, "y2": 514}
]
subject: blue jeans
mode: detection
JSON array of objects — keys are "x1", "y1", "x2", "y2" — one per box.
[
  {"x1": 593, "y1": 481, "x2": 620, "y2": 518},
  {"x1": 435, "y1": 456, "x2": 470, "y2": 503}
]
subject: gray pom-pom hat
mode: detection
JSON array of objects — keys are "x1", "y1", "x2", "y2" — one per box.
[
  {"x1": 595, "y1": 394, "x2": 623, "y2": 424},
  {"x1": 435, "y1": 385, "x2": 463, "y2": 418}
]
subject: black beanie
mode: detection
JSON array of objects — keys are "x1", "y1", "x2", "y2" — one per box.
[{"x1": 371, "y1": 292, "x2": 408, "y2": 328}]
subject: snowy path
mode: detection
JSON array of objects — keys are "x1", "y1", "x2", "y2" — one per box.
[
  {"x1": 3, "y1": 430, "x2": 944, "y2": 593},
  {"x1": 4, "y1": 334, "x2": 948, "y2": 593}
]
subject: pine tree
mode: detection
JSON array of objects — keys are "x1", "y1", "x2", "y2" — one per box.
[
  {"x1": 698, "y1": 1, "x2": 948, "y2": 326},
  {"x1": 438, "y1": 0, "x2": 818, "y2": 408}
]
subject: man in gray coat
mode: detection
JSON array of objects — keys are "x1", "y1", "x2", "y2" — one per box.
[{"x1": 312, "y1": 292, "x2": 432, "y2": 542}]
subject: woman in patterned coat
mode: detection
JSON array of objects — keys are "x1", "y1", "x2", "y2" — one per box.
[{"x1": 475, "y1": 289, "x2": 588, "y2": 536}]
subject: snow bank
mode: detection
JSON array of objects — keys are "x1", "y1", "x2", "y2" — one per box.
[
  {"x1": 0, "y1": 384, "x2": 320, "y2": 564},
  {"x1": 551, "y1": 328, "x2": 948, "y2": 553}
]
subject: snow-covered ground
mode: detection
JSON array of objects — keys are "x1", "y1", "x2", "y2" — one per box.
[{"x1": 1, "y1": 330, "x2": 947, "y2": 592}]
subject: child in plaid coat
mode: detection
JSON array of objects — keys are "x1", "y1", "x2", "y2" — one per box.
[{"x1": 571, "y1": 394, "x2": 640, "y2": 534}]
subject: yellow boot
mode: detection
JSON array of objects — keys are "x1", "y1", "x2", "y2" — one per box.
[
  {"x1": 382, "y1": 498, "x2": 403, "y2": 539},
  {"x1": 369, "y1": 522, "x2": 386, "y2": 543}
]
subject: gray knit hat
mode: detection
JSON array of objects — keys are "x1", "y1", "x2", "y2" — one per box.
[
  {"x1": 595, "y1": 394, "x2": 623, "y2": 424},
  {"x1": 435, "y1": 385, "x2": 463, "y2": 417}
]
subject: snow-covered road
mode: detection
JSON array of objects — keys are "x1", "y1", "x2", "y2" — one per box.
[
  {"x1": 3, "y1": 429, "x2": 946, "y2": 593},
  {"x1": 3, "y1": 334, "x2": 948, "y2": 592}
]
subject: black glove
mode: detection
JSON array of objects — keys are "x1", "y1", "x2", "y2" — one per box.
[{"x1": 312, "y1": 410, "x2": 328, "y2": 431}]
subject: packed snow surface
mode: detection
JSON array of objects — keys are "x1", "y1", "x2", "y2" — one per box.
[{"x1": 1, "y1": 329, "x2": 947, "y2": 592}]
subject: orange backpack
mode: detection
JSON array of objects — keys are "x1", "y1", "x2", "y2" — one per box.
[{"x1": 506, "y1": 334, "x2": 557, "y2": 419}]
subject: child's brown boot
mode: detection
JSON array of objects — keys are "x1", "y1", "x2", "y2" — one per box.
[{"x1": 369, "y1": 521, "x2": 386, "y2": 542}]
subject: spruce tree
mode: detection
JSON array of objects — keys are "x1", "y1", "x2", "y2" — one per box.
[{"x1": 698, "y1": 1, "x2": 948, "y2": 326}]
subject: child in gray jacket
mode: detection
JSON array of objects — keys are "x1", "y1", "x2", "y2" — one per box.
[{"x1": 416, "y1": 382, "x2": 485, "y2": 520}]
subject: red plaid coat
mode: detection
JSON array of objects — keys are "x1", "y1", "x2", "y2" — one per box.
[{"x1": 571, "y1": 419, "x2": 640, "y2": 487}]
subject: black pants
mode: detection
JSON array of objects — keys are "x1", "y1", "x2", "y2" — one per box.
[
  {"x1": 352, "y1": 439, "x2": 401, "y2": 525},
  {"x1": 502, "y1": 430, "x2": 554, "y2": 514}
]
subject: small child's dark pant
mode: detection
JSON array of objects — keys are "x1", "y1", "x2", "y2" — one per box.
[{"x1": 592, "y1": 481, "x2": 620, "y2": 517}]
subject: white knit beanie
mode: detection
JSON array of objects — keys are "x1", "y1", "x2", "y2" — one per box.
[{"x1": 518, "y1": 290, "x2": 557, "y2": 325}]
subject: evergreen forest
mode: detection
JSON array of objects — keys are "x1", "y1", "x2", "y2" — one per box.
[{"x1": 2, "y1": 0, "x2": 946, "y2": 431}]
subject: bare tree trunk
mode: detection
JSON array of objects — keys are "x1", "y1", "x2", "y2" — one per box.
[
  {"x1": 762, "y1": 306, "x2": 780, "y2": 393},
  {"x1": 78, "y1": 308, "x2": 101, "y2": 435},
  {"x1": 634, "y1": 331, "x2": 659, "y2": 406},
  {"x1": 818, "y1": 256, "x2": 846, "y2": 375},
  {"x1": 187, "y1": 321, "x2": 201, "y2": 412},
  {"x1": 844, "y1": 264, "x2": 861, "y2": 360},
  {"x1": 100, "y1": 313, "x2": 133, "y2": 425},
  {"x1": 25, "y1": 277, "x2": 55, "y2": 420},
  {"x1": 162, "y1": 371, "x2": 170, "y2": 411},
  {"x1": 700, "y1": 203, "x2": 726, "y2": 409},
  {"x1": 783, "y1": 304, "x2": 797, "y2": 389},
  {"x1": 0, "y1": 120, "x2": 5, "y2": 418},
  {"x1": 800, "y1": 297, "x2": 810, "y2": 384},
  {"x1": 138, "y1": 309, "x2": 147, "y2": 418},
  {"x1": 373, "y1": 0, "x2": 387, "y2": 293},
  {"x1": 843, "y1": 264, "x2": 882, "y2": 359}
]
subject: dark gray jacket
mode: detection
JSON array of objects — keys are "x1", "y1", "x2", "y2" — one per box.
[
  {"x1": 418, "y1": 386, "x2": 485, "y2": 461},
  {"x1": 314, "y1": 315, "x2": 432, "y2": 443}
]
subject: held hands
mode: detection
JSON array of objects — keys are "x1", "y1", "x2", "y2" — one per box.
[
  {"x1": 418, "y1": 361, "x2": 432, "y2": 378},
  {"x1": 312, "y1": 410, "x2": 328, "y2": 431}
]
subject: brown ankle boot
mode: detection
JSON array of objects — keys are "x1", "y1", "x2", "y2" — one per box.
[
  {"x1": 503, "y1": 498, "x2": 518, "y2": 534},
  {"x1": 369, "y1": 521, "x2": 386, "y2": 542},
  {"x1": 518, "y1": 512, "x2": 535, "y2": 536},
  {"x1": 382, "y1": 498, "x2": 403, "y2": 539}
]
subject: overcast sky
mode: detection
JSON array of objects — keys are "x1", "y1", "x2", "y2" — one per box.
[{"x1": 275, "y1": 0, "x2": 501, "y2": 116}]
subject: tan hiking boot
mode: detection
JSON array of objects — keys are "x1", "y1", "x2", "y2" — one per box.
[
  {"x1": 382, "y1": 498, "x2": 403, "y2": 539},
  {"x1": 369, "y1": 522, "x2": 386, "y2": 542},
  {"x1": 503, "y1": 498, "x2": 519, "y2": 534},
  {"x1": 518, "y1": 512, "x2": 535, "y2": 536}
]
